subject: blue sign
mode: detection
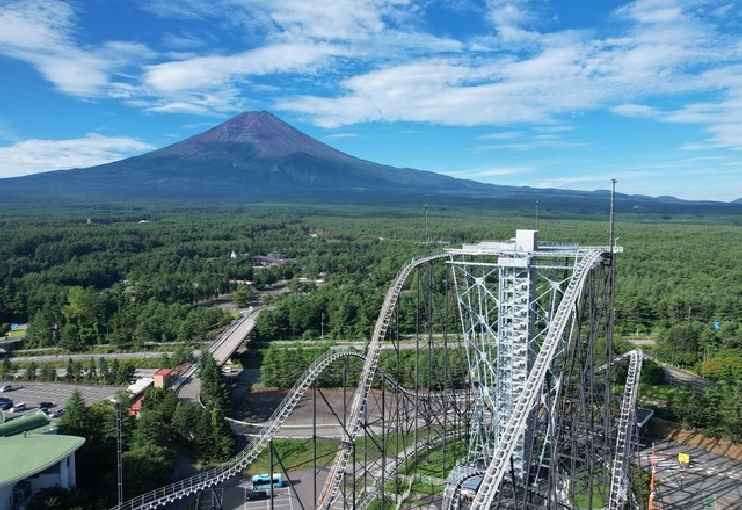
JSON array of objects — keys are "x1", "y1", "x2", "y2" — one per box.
[
  {"x1": 713, "y1": 321, "x2": 720, "y2": 330},
  {"x1": 10, "y1": 323, "x2": 18, "y2": 330}
]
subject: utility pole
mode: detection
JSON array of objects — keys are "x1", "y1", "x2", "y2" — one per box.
[
  {"x1": 609, "y1": 178, "x2": 616, "y2": 254},
  {"x1": 115, "y1": 399, "x2": 123, "y2": 509},
  {"x1": 649, "y1": 444, "x2": 656, "y2": 510},
  {"x1": 424, "y1": 203, "x2": 428, "y2": 254}
]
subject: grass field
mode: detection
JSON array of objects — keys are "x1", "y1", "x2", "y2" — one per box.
[{"x1": 246, "y1": 437, "x2": 340, "y2": 474}]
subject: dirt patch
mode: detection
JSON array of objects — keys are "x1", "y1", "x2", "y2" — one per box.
[{"x1": 648, "y1": 418, "x2": 742, "y2": 461}]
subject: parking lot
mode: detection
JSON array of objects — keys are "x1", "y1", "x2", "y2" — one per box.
[
  {"x1": 244, "y1": 486, "x2": 294, "y2": 510},
  {"x1": 0, "y1": 380, "x2": 124, "y2": 419}
]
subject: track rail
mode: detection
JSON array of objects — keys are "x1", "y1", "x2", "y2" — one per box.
[
  {"x1": 113, "y1": 271, "x2": 452, "y2": 510},
  {"x1": 443, "y1": 348, "x2": 646, "y2": 510},
  {"x1": 608, "y1": 348, "x2": 643, "y2": 509},
  {"x1": 355, "y1": 429, "x2": 466, "y2": 510},
  {"x1": 468, "y1": 249, "x2": 607, "y2": 510},
  {"x1": 111, "y1": 347, "x2": 364, "y2": 510},
  {"x1": 317, "y1": 253, "x2": 451, "y2": 510}
]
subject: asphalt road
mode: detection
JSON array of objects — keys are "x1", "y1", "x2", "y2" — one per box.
[
  {"x1": 637, "y1": 438, "x2": 742, "y2": 509},
  {"x1": 211, "y1": 307, "x2": 260, "y2": 365}
]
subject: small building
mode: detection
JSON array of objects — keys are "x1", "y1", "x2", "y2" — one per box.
[
  {"x1": 228, "y1": 279, "x2": 253, "y2": 285},
  {"x1": 153, "y1": 368, "x2": 174, "y2": 389},
  {"x1": 0, "y1": 429, "x2": 85, "y2": 510},
  {"x1": 129, "y1": 392, "x2": 146, "y2": 417},
  {"x1": 126, "y1": 377, "x2": 155, "y2": 417},
  {"x1": 251, "y1": 252, "x2": 295, "y2": 267},
  {"x1": 127, "y1": 377, "x2": 154, "y2": 396},
  {"x1": 0, "y1": 413, "x2": 52, "y2": 438}
]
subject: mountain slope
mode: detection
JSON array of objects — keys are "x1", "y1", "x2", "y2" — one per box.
[
  {"x1": 0, "y1": 111, "x2": 739, "y2": 214},
  {"x1": 1, "y1": 111, "x2": 500, "y2": 199}
]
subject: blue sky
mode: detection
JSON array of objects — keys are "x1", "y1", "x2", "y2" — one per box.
[{"x1": 1, "y1": 0, "x2": 741, "y2": 202}]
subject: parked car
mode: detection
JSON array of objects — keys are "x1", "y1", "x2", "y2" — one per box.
[
  {"x1": 0, "y1": 398, "x2": 12, "y2": 410},
  {"x1": 0, "y1": 384, "x2": 12, "y2": 392},
  {"x1": 38, "y1": 401, "x2": 54, "y2": 409},
  {"x1": 49, "y1": 407, "x2": 65, "y2": 417},
  {"x1": 245, "y1": 491, "x2": 269, "y2": 501},
  {"x1": 11, "y1": 402, "x2": 26, "y2": 413}
]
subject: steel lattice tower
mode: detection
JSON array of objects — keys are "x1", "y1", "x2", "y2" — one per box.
[{"x1": 450, "y1": 230, "x2": 568, "y2": 478}]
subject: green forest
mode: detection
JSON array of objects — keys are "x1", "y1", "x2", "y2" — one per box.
[{"x1": 2, "y1": 201, "x2": 742, "y2": 446}]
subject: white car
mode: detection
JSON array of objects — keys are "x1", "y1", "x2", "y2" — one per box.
[
  {"x1": 11, "y1": 402, "x2": 26, "y2": 413},
  {"x1": 49, "y1": 407, "x2": 65, "y2": 417}
]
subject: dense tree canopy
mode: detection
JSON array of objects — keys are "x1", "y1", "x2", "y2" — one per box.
[
  {"x1": 50, "y1": 385, "x2": 235, "y2": 509},
  {"x1": 2, "y1": 202, "x2": 742, "y2": 447}
]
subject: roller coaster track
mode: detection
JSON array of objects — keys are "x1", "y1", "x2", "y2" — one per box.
[
  {"x1": 355, "y1": 428, "x2": 466, "y2": 510},
  {"x1": 112, "y1": 347, "x2": 364, "y2": 510},
  {"x1": 317, "y1": 253, "x2": 451, "y2": 510},
  {"x1": 115, "y1": 248, "x2": 634, "y2": 510},
  {"x1": 608, "y1": 348, "x2": 643, "y2": 510},
  {"x1": 113, "y1": 253, "x2": 448, "y2": 510},
  {"x1": 466, "y1": 249, "x2": 609, "y2": 510},
  {"x1": 442, "y1": 348, "x2": 646, "y2": 510}
]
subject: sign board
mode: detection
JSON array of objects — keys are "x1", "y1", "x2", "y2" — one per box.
[{"x1": 678, "y1": 452, "x2": 690, "y2": 464}]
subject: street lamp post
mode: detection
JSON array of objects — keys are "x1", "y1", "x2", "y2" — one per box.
[{"x1": 114, "y1": 399, "x2": 123, "y2": 509}]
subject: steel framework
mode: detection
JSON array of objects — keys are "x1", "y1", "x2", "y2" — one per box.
[{"x1": 111, "y1": 231, "x2": 641, "y2": 510}]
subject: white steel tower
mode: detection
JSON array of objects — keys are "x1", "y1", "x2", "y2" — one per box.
[{"x1": 448, "y1": 229, "x2": 581, "y2": 481}]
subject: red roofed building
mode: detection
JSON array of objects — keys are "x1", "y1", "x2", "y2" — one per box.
[
  {"x1": 154, "y1": 368, "x2": 174, "y2": 388},
  {"x1": 129, "y1": 393, "x2": 146, "y2": 417}
]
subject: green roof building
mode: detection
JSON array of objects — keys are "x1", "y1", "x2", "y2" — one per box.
[
  {"x1": 0, "y1": 413, "x2": 51, "y2": 438},
  {"x1": 0, "y1": 433, "x2": 85, "y2": 510}
]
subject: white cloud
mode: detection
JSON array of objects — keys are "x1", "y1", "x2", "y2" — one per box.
[
  {"x1": 448, "y1": 166, "x2": 529, "y2": 179},
  {"x1": 143, "y1": 43, "x2": 345, "y2": 93},
  {"x1": 325, "y1": 133, "x2": 359, "y2": 139},
  {"x1": 160, "y1": 33, "x2": 207, "y2": 50},
  {"x1": 0, "y1": 0, "x2": 155, "y2": 96},
  {"x1": 611, "y1": 103, "x2": 659, "y2": 118},
  {"x1": 268, "y1": 0, "x2": 742, "y2": 163},
  {"x1": 478, "y1": 131, "x2": 524, "y2": 140},
  {"x1": 0, "y1": 134, "x2": 155, "y2": 177}
]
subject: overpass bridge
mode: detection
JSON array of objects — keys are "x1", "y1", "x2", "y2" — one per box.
[
  {"x1": 209, "y1": 307, "x2": 260, "y2": 366},
  {"x1": 175, "y1": 307, "x2": 260, "y2": 401}
]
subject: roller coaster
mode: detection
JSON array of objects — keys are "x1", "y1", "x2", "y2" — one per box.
[{"x1": 112, "y1": 229, "x2": 645, "y2": 510}]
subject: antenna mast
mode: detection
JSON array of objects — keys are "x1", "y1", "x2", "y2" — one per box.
[{"x1": 609, "y1": 179, "x2": 616, "y2": 254}]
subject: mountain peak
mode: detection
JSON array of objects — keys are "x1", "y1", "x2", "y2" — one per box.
[{"x1": 179, "y1": 111, "x2": 352, "y2": 160}]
